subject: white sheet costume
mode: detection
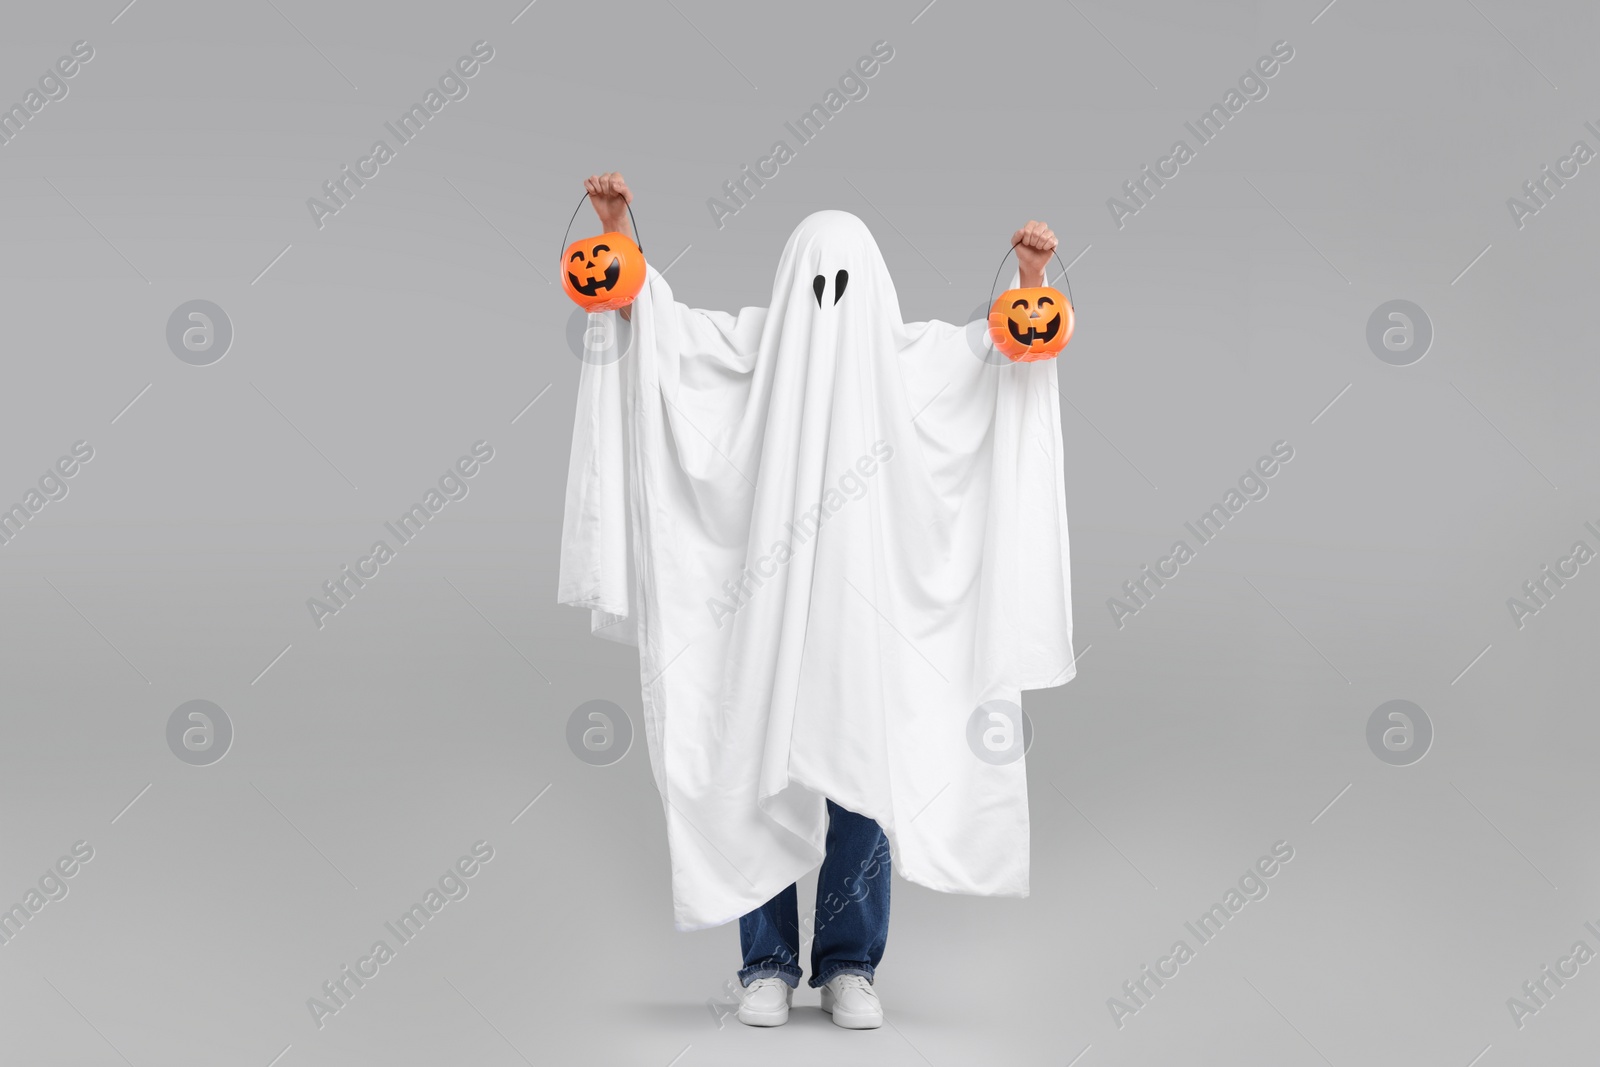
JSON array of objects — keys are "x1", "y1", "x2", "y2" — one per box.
[{"x1": 559, "y1": 211, "x2": 1074, "y2": 930}]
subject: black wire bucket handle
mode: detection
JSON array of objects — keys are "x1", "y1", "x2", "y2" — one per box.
[
  {"x1": 985, "y1": 240, "x2": 1075, "y2": 309},
  {"x1": 558, "y1": 192, "x2": 644, "y2": 262}
]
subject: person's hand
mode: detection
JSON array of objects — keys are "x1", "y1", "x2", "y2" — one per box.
[
  {"x1": 582, "y1": 173, "x2": 635, "y2": 319},
  {"x1": 584, "y1": 172, "x2": 632, "y2": 238},
  {"x1": 1011, "y1": 220, "x2": 1057, "y2": 287}
]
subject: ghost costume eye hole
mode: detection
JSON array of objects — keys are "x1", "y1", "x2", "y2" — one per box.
[{"x1": 812, "y1": 270, "x2": 850, "y2": 307}]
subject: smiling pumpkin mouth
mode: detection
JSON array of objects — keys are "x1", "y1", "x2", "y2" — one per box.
[
  {"x1": 569, "y1": 257, "x2": 621, "y2": 296},
  {"x1": 1007, "y1": 312, "x2": 1061, "y2": 347}
]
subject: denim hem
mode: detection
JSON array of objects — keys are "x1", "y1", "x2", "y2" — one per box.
[
  {"x1": 809, "y1": 964, "x2": 875, "y2": 989},
  {"x1": 738, "y1": 963, "x2": 802, "y2": 988}
]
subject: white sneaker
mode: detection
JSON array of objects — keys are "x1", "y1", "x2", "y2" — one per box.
[
  {"x1": 820, "y1": 974, "x2": 883, "y2": 1029},
  {"x1": 736, "y1": 976, "x2": 793, "y2": 1027}
]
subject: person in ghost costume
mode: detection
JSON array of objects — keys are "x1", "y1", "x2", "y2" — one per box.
[{"x1": 559, "y1": 173, "x2": 1075, "y2": 1029}]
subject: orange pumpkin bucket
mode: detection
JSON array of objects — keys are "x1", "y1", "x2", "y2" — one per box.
[
  {"x1": 558, "y1": 195, "x2": 646, "y2": 312},
  {"x1": 984, "y1": 242, "x2": 1076, "y2": 363}
]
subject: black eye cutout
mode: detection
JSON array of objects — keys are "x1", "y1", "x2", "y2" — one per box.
[
  {"x1": 570, "y1": 251, "x2": 586, "y2": 262},
  {"x1": 1012, "y1": 299, "x2": 1029, "y2": 309},
  {"x1": 812, "y1": 270, "x2": 850, "y2": 307},
  {"x1": 1037, "y1": 296, "x2": 1054, "y2": 306},
  {"x1": 592, "y1": 244, "x2": 610, "y2": 255}
]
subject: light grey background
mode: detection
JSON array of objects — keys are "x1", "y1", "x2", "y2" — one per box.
[{"x1": 2, "y1": 1, "x2": 1596, "y2": 1064}]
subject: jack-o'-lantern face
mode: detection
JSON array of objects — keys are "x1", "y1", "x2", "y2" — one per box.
[
  {"x1": 561, "y1": 231, "x2": 646, "y2": 311},
  {"x1": 987, "y1": 287, "x2": 1074, "y2": 362}
]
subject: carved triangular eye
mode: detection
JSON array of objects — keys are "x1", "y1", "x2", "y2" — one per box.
[
  {"x1": 834, "y1": 269, "x2": 848, "y2": 305},
  {"x1": 813, "y1": 274, "x2": 826, "y2": 307}
]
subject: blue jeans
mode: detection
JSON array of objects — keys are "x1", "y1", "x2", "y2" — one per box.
[{"x1": 737, "y1": 800, "x2": 891, "y2": 989}]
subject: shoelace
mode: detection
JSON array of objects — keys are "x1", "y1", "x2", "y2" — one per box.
[{"x1": 831, "y1": 975, "x2": 874, "y2": 995}]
